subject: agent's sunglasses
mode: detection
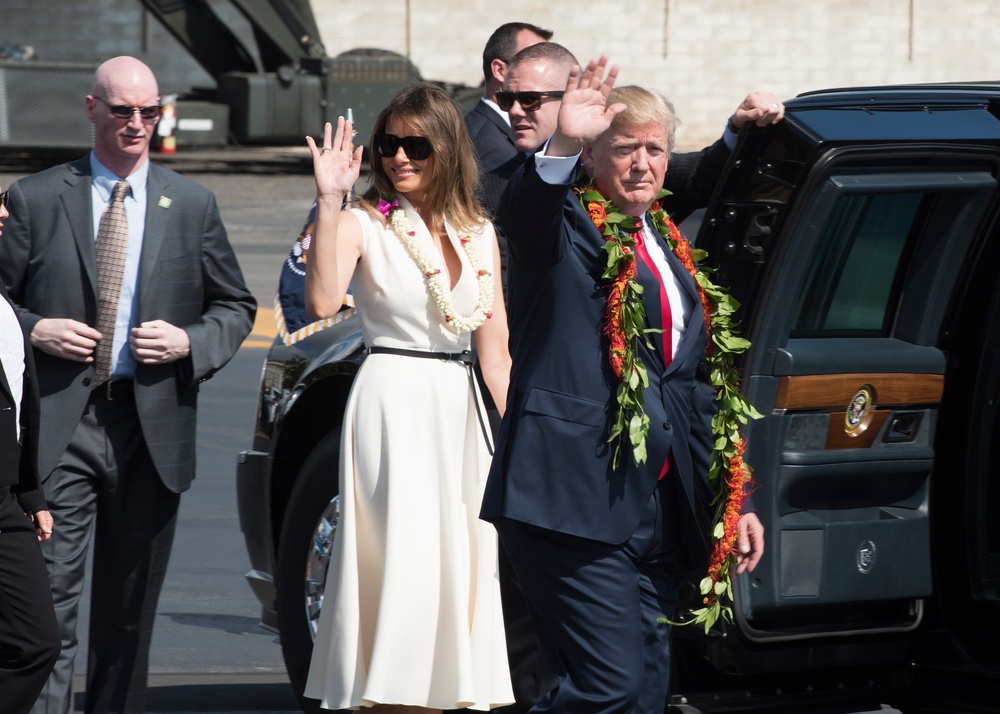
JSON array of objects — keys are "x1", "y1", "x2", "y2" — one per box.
[
  {"x1": 373, "y1": 133, "x2": 434, "y2": 161},
  {"x1": 94, "y1": 96, "x2": 160, "y2": 121},
  {"x1": 495, "y1": 90, "x2": 565, "y2": 113},
  {"x1": 0, "y1": 190, "x2": 7, "y2": 210}
]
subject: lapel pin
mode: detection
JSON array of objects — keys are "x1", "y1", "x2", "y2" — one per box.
[{"x1": 158, "y1": 196, "x2": 172, "y2": 209}]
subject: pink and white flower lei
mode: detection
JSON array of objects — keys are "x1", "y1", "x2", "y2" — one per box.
[{"x1": 377, "y1": 196, "x2": 494, "y2": 334}]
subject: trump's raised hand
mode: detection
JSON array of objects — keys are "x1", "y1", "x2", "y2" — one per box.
[{"x1": 547, "y1": 55, "x2": 627, "y2": 157}]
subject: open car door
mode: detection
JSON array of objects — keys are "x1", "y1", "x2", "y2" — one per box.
[{"x1": 672, "y1": 85, "x2": 1000, "y2": 713}]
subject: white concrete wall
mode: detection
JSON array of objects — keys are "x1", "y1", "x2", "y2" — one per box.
[{"x1": 311, "y1": 0, "x2": 1000, "y2": 148}]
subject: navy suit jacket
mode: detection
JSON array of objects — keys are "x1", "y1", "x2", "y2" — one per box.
[
  {"x1": 466, "y1": 100, "x2": 520, "y2": 218},
  {"x1": 481, "y1": 156, "x2": 716, "y2": 565},
  {"x1": 465, "y1": 99, "x2": 518, "y2": 173}
]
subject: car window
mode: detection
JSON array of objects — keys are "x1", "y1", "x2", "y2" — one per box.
[{"x1": 793, "y1": 191, "x2": 924, "y2": 335}]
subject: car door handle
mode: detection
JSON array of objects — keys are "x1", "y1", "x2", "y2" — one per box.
[{"x1": 882, "y1": 411, "x2": 924, "y2": 443}]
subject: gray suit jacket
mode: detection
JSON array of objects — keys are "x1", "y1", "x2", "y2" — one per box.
[{"x1": 0, "y1": 156, "x2": 256, "y2": 492}]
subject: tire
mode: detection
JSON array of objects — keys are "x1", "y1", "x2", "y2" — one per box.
[{"x1": 275, "y1": 430, "x2": 344, "y2": 714}]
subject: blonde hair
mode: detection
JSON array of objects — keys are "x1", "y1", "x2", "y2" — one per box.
[
  {"x1": 361, "y1": 82, "x2": 484, "y2": 234},
  {"x1": 607, "y1": 85, "x2": 679, "y2": 153}
]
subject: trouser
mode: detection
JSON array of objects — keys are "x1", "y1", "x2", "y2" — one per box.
[
  {"x1": 0, "y1": 486, "x2": 60, "y2": 714},
  {"x1": 495, "y1": 477, "x2": 685, "y2": 714},
  {"x1": 495, "y1": 545, "x2": 558, "y2": 713},
  {"x1": 31, "y1": 394, "x2": 180, "y2": 714}
]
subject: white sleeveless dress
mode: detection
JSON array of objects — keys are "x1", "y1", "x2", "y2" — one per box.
[{"x1": 304, "y1": 197, "x2": 514, "y2": 711}]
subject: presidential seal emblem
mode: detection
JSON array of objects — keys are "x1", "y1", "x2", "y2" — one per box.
[
  {"x1": 857, "y1": 540, "x2": 877, "y2": 574},
  {"x1": 845, "y1": 384, "x2": 875, "y2": 434}
]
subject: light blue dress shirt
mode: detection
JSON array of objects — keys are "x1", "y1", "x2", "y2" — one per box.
[{"x1": 89, "y1": 153, "x2": 148, "y2": 380}]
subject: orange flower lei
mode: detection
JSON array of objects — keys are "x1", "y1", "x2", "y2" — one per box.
[{"x1": 575, "y1": 177, "x2": 762, "y2": 632}]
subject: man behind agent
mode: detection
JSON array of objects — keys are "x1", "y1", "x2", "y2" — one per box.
[{"x1": 0, "y1": 56, "x2": 256, "y2": 714}]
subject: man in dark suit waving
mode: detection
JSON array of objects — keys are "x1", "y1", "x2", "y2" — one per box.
[
  {"x1": 481, "y1": 57, "x2": 764, "y2": 714},
  {"x1": 0, "y1": 56, "x2": 255, "y2": 714}
]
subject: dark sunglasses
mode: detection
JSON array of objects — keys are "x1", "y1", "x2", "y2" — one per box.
[
  {"x1": 0, "y1": 190, "x2": 7, "y2": 210},
  {"x1": 495, "y1": 90, "x2": 565, "y2": 112},
  {"x1": 373, "y1": 133, "x2": 434, "y2": 160},
  {"x1": 94, "y1": 96, "x2": 160, "y2": 121}
]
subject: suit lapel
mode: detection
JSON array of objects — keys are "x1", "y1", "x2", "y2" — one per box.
[
  {"x1": 577, "y1": 202, "x2": 703, "y2": 372},
  {"x1": 61, "y1": 158, "x2": 98, "y2": 296},
  {"x1": 646, "y1": 219, "x2": 703, "y2": 375},
  {"x1": 481, "y1": 102, "x2": 516, "y2": 146},
  {"x1": 138, "y1": 164, "x2": 171, "y2": 308}
]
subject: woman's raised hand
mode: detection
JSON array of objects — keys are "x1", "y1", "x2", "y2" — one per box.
[{"x1": 307, "y1": 117, "x2": 364, "y2": 198}]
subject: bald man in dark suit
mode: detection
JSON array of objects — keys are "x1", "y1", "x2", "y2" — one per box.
[{"x1": 0, "y1": 57, "x2": 255, "y2": 714}]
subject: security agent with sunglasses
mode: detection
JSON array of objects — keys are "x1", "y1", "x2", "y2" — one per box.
[
  {"x1": 0, "y1": 56, "x2": 255, "y2": 714},
  {"x1": 0, "y1": 186, "x2": 60, "y2": 714}
]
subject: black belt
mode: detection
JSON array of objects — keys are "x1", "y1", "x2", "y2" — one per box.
[
  {"x1": 366, "y1": 346, "x2": 473, "y2": 364},
  {"x1": 365, "y1": 346, "x2": 491, "y2": 454},
  {"x1": 93, "y1": 379, "x2": 134, "y2": 401}
]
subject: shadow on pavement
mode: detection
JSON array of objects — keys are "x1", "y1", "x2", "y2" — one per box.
[
  {"x1": 160, "y1": 612, "x2": 269, "y2": 637},
  {"x1": 73, "y1": 674, "x2": 302, "y2": 713}
]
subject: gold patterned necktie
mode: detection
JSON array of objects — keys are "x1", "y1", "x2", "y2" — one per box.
[{"x1": 93, "y1": 179, "x2": 131, "y2": 386}]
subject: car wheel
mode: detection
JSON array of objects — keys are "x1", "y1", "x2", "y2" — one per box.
[{"x1": 275, "y1": 430, "x2": 343, "y2": 713}]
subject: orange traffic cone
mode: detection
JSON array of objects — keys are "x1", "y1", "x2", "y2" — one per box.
[{"x1": 157, "y1": 95, "x2": 177, "y2": 154}]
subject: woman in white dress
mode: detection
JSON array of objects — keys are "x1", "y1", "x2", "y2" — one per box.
[{"x1": 301, "y1": 83, "x2": 514, "y2": 712}]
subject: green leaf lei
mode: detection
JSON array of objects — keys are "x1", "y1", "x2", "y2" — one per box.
[{"x1": 574, "y1": 175, "x2": 763, "y2": 631}]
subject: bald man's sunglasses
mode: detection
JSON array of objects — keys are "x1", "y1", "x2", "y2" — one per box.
[
  {"x1": 496, "y1": 91, "x2": 565, "y2": 112},
  {"x1": 373, "y1": 133, "x2": 434, "y2": 161},
  {"x1": 94, "y1": 96, "x2": 160, "y2": 121}
]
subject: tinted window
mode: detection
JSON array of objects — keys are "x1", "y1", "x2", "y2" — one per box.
[{"x1": 793, "y1": 192, "x2": 923, "y2": 334}]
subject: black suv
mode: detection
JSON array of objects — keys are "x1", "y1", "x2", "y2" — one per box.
[{"x1": 237, "y1": 83, "x2": 1000, "y2": 712}]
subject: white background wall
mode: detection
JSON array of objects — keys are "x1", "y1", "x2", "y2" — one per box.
[
  {"x1": 3, "y1": 1, "x2": 999, "y2": 149},
  {"x1": 311, "y1": 0, "x2": 1000, "y2": 147}
]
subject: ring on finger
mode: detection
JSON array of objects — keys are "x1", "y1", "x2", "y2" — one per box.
[
  {"x1": 771, "y1": 103, "x2": 778, "y2": 109},
  {"x1": 320, "y1": 147, "x2": 333, "y2": 154}
]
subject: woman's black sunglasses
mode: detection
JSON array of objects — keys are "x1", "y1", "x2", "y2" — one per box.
[
  {"x1": 495, "y1": 91, "x2": 565, "y2": 113},
  {"x1": 373, "y1": 133, "x2": 434, "y2": 161},
  {"x1": 0, "y1": 190, "x2": 7, "y2": 210}
]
